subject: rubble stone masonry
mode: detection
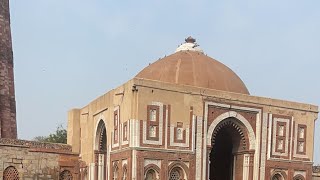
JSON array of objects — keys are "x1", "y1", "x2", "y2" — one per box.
[{"x1": 0, "y1": 138, "x2": 80, "y2": 180}]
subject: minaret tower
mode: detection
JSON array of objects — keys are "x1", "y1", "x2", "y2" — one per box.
[{"x1": 0, "y1": 0, "x2": 17, "y2": 138}]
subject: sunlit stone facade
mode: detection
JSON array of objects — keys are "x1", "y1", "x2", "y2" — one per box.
[{"x1": 68, "y1": 37, "x2": 319, "y2": 180}]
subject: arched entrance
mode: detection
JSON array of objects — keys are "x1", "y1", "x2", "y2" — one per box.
[
  {"x1": 209, "y1": 118, "x2": 250, "y2": 180},
  {"x1": 95, "y1": 120, "x2": 107, "y2": 180}
]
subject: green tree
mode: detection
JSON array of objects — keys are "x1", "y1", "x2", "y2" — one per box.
[{"x1": 33, "y1": 125, "x2": 67, "y2": 144}]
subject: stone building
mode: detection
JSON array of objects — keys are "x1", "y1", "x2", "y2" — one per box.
[
  {"x1": 0, "y1": 1, "x2": 80, "y2": 179},
  {"x1": 67, "y1": 37, "x2": 319, "y2": 180},
  {"x1": 1, "y1": 0, "x2": 319, "y2": 179},
  {"x1": 0, "y1": 0, "x2": 17, "y2": 139}
]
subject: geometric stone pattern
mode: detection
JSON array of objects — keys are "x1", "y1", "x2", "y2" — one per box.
[
  {"x1": 3, "y1": 166, "x2": 19, "y2": 180},
  {"x1": 169, "y1": 169, "x2": 181, "y2": 180},
  {"x1": 60, "y1": 170, "x2": 73, "y2": 180},
  {"x1": 271, "y1": 117, "x2": 290, "y2": 158}
]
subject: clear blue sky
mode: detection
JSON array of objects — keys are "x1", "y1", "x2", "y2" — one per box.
[{"x1": 10, "y1": 0, "x2": 319, "y2": 164}]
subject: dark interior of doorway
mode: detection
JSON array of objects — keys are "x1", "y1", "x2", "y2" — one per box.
[{"x1": 209, "y1": 127, "x2": 234, "y2": 180}]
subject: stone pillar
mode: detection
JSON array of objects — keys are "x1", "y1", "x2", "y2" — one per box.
[
  {"x1": 98, "y1": 154, "x2": 105, "y2": 180},
  {"x1": 195, "y1": 116, "x2": 203, "y2": 180},
  {"x1": 88, "y1": 163, "x2": 95, "y2": 180},
  {"x1": 0, "y1": 0, "x2": 17, "y2": 138},
  {"x1": 242, "y1": 154, "x2": 250, "y2": 180}
]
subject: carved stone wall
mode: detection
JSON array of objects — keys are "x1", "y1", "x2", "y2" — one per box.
[{"x1": 0, "y1": 0, "x2": 17, "y2": 139}]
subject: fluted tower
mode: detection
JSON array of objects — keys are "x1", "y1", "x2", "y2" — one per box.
[{"x1": 0, "y1": 0, "x2": 17, "y2": 139}]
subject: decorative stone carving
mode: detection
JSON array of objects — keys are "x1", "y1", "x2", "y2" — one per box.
[
  {"x1": 122, "y1": 166, "x2": 128, "y2": 180},
  {"x1": 150, "y1": 109, "x2": 157, "y2": 121},
  {"x1": 211, "y1": 119, "x2": 247, "y2": 150},
  {"x1": 177, "y1": 128, "x2": 183, "y2": 140},
  {"x1": 3, "y1": 166, "x2": 19, "y2": 180},
  {"x1": 298, "y1": 127, "x2": 305, "y2": 139},
  {"x1": 277, "y1": 139, "x2": 284, "y2": 150},
  {"x1": 145, "y1": 169, "x2": 157, "y2": 180},
  {"x1": 113, "y1": 164, "x2": 119, "y2": 179},
  {"x1": 313, "y1": 166, "x2": 320, "y2": 173},
  {"x1": 149, "y1": 126, "x2": 156, "y2": 138},
  {"x1": 169, "y1": 167, "x2": 183, "y2": 180},
  {"x1": 298, "y1": 142, "x2": 304, "y2": 153},
  {"x1": 59, "y1": 170, "x2": 73, "y2": 180},
  {"x1": 278, "y1": 125, "x2": 284, "y2": 136}
]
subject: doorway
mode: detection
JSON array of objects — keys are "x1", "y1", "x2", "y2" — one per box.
[
  {"x1": 95, "y1": 120, "x2": 107, "y2": 180},
  {"x1": 209, "y1": 119, "x2": 245, "y2": 180}
]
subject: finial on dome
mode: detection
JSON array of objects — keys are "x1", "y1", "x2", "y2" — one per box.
[
  {"x1": 175, "y1": 36, "x2": 204, "y2": 53},
  {"x1": 185, "y1": 36, "x2": 196, "y2": 43}
]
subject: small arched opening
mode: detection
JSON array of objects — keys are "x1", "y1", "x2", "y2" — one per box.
[
  {"x1": 293, "y1": 174, "x2": 305, "y2": 180},
  {"x1": 271, "y1": 173, "x2": 283, "y2": 180},
  {"x1": 270, "y1": 171, "x2": 287, "y2": 180},
  {"x1": 3, "y1": 166, "x2": 19, "y2": 180},
  {"x1": 145, "y1": 169, "x2": 157, "y2": 180},
  {"x1": 168, "y1": 166, "x2": 186, "y2": 180},
  {"x1": 60, "y1": 170, "x2": 73, "y2": 180},
  {"x1": 144, "y1": 164, "x2": 160, "y2": 180}
]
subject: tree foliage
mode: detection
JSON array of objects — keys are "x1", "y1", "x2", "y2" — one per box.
[{"x1": 33, "y1": 125, "x2": 67, "y2": 144}]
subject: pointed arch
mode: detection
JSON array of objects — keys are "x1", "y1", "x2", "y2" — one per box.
[
  {"x1": 94, "y1": 119, "x2": 107, "y2": 151},
  {"x1": 94, "y1": 118, "x2": 107, "y2": 180},
  {"x1": 211, "y1": 118, "x2": 249, "y2": 150},
  {"x1": 144, "y1": 164, "x2": 160, "y2": 180},
  {"x1": 207, "y1": 111, "x2": 256, "y2": 150}
]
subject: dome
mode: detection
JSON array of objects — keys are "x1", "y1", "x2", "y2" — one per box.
[{"x1": 135, "y1": 37, "x2": 250, "y2": 95}]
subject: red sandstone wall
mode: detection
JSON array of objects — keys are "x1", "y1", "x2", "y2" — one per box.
[{"x1": 0, "y1": 0, "x2": 17, "y2": 138}]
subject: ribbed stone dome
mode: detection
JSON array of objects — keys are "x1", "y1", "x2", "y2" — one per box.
[{"x1": 135, "y1": 37, "x2": 249, "y2": 95}]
